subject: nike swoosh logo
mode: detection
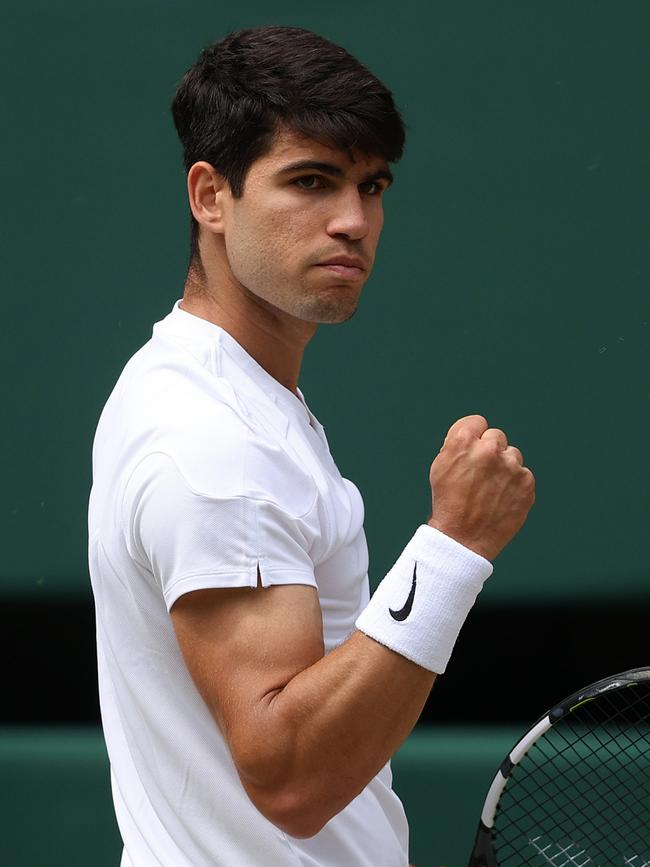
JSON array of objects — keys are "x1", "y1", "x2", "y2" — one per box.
[{"x1": 389, "y1": 563, "x2": 417, "y2": 621}]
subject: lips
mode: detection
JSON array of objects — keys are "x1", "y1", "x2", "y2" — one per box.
[
  {"x1": 318, "y1": 257, "x2": 366, "y2": 270},
  {"x1": 315, "y1": 256, "x2": 367, "y2": 279}
]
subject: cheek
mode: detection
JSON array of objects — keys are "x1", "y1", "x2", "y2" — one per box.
[
  {"x1": 262, "y1": 212, "x2": 305, "y2": 253},
  {"x1": 240, "y1": 206, "x2": 311, "y2": 256},
  {"x1": 224, "y1": 212, "x2": 305, "y2": 291}
]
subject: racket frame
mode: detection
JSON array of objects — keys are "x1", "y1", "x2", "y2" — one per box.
[{"x1": 467, "y1": 666, "x2": 650, "y2": 867}]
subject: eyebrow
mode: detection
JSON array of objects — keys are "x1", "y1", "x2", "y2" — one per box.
[{"x1": 277, "y1": 159, "x2": 394, "y2": 186}]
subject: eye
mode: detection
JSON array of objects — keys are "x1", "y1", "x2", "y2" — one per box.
[
  {"x1": 294, "y1": 175, "x2": 326, "y2": 190},
  {"x1": 359, "y1": 181, "x2": 384, "y2": 196}
]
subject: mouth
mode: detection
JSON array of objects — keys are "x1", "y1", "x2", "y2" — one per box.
[{"x1": 315, "y1": 257, "x2": 367, "y2": 279}]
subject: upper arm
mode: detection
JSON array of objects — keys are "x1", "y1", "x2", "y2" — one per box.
[
  {"x1": 171, "y1": 578, "x2": 324, "y2": 763},
  {"x1": 127, "y1": 450, "x2": 325, "y2": 796}
]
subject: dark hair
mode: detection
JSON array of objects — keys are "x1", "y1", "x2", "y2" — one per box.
[{"x1": 171, "y1": 26, "x2": 406, "y2": 267}]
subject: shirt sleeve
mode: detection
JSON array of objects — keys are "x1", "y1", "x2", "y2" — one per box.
[{"x1": 123, "y1": 451, "x2": 318, "y2": 611}]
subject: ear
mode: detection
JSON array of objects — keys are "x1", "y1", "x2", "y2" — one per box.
[{"x1": 187, "y1": 161, "x2": 229, "y2": 235}]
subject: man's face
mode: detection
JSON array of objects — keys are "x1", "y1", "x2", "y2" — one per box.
[{"x1": 216, "y1": 128, "x2": 392, "y2": 324}]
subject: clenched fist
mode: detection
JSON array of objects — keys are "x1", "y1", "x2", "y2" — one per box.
[{"x1": 428, "y1": 415, "x2": 535, "y2": 561}]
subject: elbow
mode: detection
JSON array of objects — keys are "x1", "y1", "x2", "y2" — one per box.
[
  {"x1": 242, "y1": 780, "x2": 337, "y2": 839},
  {"x1": 232, "y1": 730, "x2": 355, "y2": 838},
  {"x1": 255, "y1": 789, "x2": 331, "y2": 839}
]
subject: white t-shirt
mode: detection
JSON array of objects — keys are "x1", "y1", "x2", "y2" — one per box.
[{"x1": 88, "y1": 301, "x2": 410, "y2": 867}]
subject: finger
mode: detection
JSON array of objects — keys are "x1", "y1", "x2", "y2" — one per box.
[
  {"x1": 444, "y1": 414, "x2": 488, "y2": 443},
  {"x1": 504, "y1": 445, "x2": 524, "y2": 465},
  {"x1": 480, "y1": 427, "x2": 509, "y2": 450}
]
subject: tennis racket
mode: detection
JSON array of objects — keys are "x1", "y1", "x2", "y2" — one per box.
[{"x1": 468, "y1": 666, "x2": 650, "y2": 866}]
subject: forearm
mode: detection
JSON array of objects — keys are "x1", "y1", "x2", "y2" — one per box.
[
  {"x1": 229, "y1": 525, "x2": 493, "y2": 836},
  {"x1": 233, "y1": 629, "x2": 435, "y2": 837}
]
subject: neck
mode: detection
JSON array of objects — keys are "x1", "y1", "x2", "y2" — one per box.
[{"x1": 180, "y1": 262, "x2": 317, "y2": 396}]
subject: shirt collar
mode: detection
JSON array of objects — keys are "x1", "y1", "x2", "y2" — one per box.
[{"x1": 160, "y1": 300, "x2": 319, "y2": 431}]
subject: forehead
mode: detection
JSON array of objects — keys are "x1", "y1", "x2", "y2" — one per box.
[{"x1": 252, "y1": 127, "x2": 390, "y2": 179}]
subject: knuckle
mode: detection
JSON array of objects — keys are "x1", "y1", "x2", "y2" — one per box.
[
  {"x1": 458, "y1": 413, "x2": 487, "y2": 426},
  {"x1": 521, "y1": 467, "x2": 536, "y2": 490},
  {"x1": 448, "y1": 414, "x2": 488, "y2": 438},
  {"x1": 446, "y1": 427, "x2": 472, "y2": 448},
  {"x1": 480, "y1": 427, "x2": 509, "y2": 450}
]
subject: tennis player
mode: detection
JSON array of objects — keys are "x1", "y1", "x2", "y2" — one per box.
[{"x1": 88, "y1": 26, "x2": 535, "y2": 867}]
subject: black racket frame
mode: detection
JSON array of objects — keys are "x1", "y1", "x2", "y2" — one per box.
[{"x1": 467, "y1": 665, "x2": 650, "y2": 867}]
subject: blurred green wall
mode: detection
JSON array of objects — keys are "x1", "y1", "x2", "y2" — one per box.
[
  {"x1": 0, "y1": 726, "x2": 521, "y2": 867},
  {"x1": 3, "y1": 3, "x2": 649, "y2": 866},
  {"x1": 2, "y1": 1, "x2": 649, "y2": 605}
]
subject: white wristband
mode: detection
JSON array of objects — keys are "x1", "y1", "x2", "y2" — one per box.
[{"x1": 355, "y1": 525, "x2": 493, "y2": 674}]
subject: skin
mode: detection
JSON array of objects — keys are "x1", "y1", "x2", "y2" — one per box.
[
  {"x1": 171, "y1": 127, "x2": 536, "y2": 840},
  {"x1": 180, "y1": 127, "x2": 390, "y2": 392}
]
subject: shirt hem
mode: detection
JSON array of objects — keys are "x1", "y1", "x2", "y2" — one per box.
[{"x1": 164, "y1": 570, "x2": 317, "y2": 610}]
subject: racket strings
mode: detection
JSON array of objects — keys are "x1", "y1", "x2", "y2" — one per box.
[
  {"x1": 519, "y1": 723, "x2": 644, "y2": 834},
  {"x1": 555, "y1": 717, "x2": 650, "y2": 831},
  {"x1": 563, "y1": 711, "x2": 650, "y2": 826},
  {"x1": 496, "y1": 753, "x2": 648, "y2": 863},
  {"x1": 496, "y1": 760, "x2": 649, "y2": 858},
  {"x1": 496, "y1": 758, "x2": 622, "y2": 864},
  {"x1": 499, "y1": 724, "x2": 650, "y2": 859},
  {"x1": 565, "y1": 689, "x2": 650, "y2": 836},
  {"x1": 492, "y1": 682, "x2": 650, "y2": 864}
]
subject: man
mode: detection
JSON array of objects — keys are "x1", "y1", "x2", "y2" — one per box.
[{"x1": 88, "y1": 26, "x2": 535, "y2": 867}]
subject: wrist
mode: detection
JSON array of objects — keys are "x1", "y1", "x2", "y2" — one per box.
[
  {"x1": 356, "y1": 525, "x2": 492, "y2": 674},
  {"x1": 426, "y1": 519, "x2": 494, "y2": 562}
]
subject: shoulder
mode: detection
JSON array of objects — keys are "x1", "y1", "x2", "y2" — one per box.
[
  {"x1": 96, "y1": 324, "x2": 319, "y2": 521},
  {"x1": 111, "y1": 355, "x2": 314, "y2": 516},
  {"x1": 152, "y1": 421, "x2": 316, "y2": 519}
]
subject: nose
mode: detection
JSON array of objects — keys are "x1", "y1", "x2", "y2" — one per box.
[{"x1": 325, "y1": 188, "x2": 370, "y2": 241}]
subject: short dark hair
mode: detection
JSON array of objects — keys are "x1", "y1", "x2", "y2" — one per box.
[{"x1": 171, "y1": 26, "x2": 406, "y2": 267}]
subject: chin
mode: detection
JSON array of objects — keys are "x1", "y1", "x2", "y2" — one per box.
[
  {"x1": 301, "y1": 299, "x2": 359, "y2": 324},
  {"x1": 298, "y1": 284, "x2": 363, "y2": 324},
  {"x1": 323, "y1": 306, "x2": 359, "y2": 324}
]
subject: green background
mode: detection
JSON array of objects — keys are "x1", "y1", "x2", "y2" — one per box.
[
  {"x1": 2, "y1": 2, "x2": 649, "y2": 866},
  {"x1": 0, "y1": 726, "x2": 521, "y2": 867},
  {"x1": 3, "y1": 0, "x2": 649, "y2": 603}
]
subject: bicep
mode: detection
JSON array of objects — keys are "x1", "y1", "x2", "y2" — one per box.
[{"x1": 170, "y1": 578, "x2": 324, "y2": 743}]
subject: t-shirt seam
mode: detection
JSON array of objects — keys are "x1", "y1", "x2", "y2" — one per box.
[
  {"x1": 121, "y1": 449, "x2": 319, "y2": 522},
  {"x1": 163, "y1": 569, "x2": 318, "y2": 608},
  {"x1": 168, "y1": 567, "x2": 316, "y2": 582},
  {"x1": 121, "y1": 450, "x2": 320, "y2": 590}
]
